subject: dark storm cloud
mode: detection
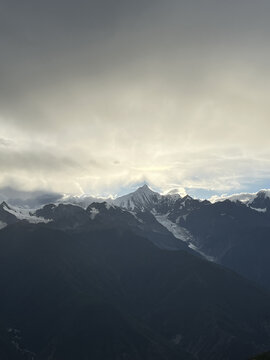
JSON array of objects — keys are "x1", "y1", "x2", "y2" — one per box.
[
  {"x1": 0, "y1": 147, "x2": 80, "y2": 172},
  {"x1": 2, "y1": 0, "x2": 269, "y2": 127},
  {"x1": 0, "y1": 186, "x2": 63, "y2": 208},
  {"x1": 1, "y1": 0, "x2": 166, "y2": 134}
]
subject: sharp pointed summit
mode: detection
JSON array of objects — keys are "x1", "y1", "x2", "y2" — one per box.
[
  {"x1": 113, "y1": 184, "x2": 161, "y2": 211},
  {"x1": 135, "y1": 184, "x2": 156, "y2": 194},
  {"x1": 113, "y1": 184, "x2": 182, "y2": 212},
  {"x1": 0, "y1": 201, "x2": 10, "y2": 209}
]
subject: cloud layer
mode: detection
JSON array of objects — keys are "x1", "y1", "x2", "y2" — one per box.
[{"x1": 1, "y1": 0, "x2": 270, "y2": 196}]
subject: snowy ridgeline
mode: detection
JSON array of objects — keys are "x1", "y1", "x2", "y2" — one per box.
[
  {"x1": 210, "y1": 189, "x2": 270, "y2": 204},
  {"x1": 0, "y1": 203, "x2": 50, "y2": 229},
  {"x1": 0, "y1": 184, "x2": 270, "y2": 261}
]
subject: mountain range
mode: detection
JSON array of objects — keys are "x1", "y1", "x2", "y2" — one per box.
[
  {"x1": 1, "y1": 184, "x2": 270, "y2": 359},
  {"x1": 1, "y1": 184, "x2": 270, "y2": 289}
]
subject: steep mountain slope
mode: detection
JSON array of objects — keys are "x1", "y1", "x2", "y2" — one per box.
[
  {"x1": 113, "y1": 184, "x2": 180, "y2": 212},
  {"x1": 211, "y1": 189, "x2": 270, "y2": 210},
  {"x1": 34, "y1": 201, "x2": 195, "y2": 252},
  {"x1": 2, "y1": 184, "x2": 270, "y2": 290},
  {"x1": 221, "y1": 226, "x2": 270, "y2": 289},
  {"x1": 177, "y1": 200, "x2": 266, "y2": 257},
  {"x1": 0, "y1": 222, "x2": 270, "y2": 359},
  {"x1": 113, "y1": 184, "x2": 161, "y2": 211},
  {"x1": 0, "y1": 202, "x2": 18, "y2": 228},
  {"x1": 60, "y1": 193, "x2": 109, "y2": 209},
  {"x1": 170, "y1": 199, "x2": 270, "y2": 289},
  {"x1": 249, "y1": 190, "x2": 270, "y2": 213},
  {"x1": 112, "y1": 186, "x2": 270, "y2": 290},
  {"x1": 0, "y1": 223, "x2": 184, "y2": 360},
  {"x1": 0, "y1": 201, "x2": 48, "y2": 228}
]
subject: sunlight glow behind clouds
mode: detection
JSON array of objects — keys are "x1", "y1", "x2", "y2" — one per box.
[{"x1": 1, "y1": 0, "x2": 270, "y2": 197}]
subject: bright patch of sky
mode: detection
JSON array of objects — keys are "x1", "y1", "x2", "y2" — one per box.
[{"x1": 1, "y1": 0, "x2": 270, "y2": 198}]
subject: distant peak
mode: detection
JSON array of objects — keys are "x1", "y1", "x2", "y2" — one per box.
[
  {"x1": 0, "y1": 201, "x2": 10, "y2": 209},
  {"x1": 137, "y1": 184, "x2": 152, "y2": 192},
  {"x1": 166, "y1": 189, "x2": 180, "y2": 195},
  {"x1": 181, "y1": 195, "x2": 193, "y2": 201},
  {"x1": 257, "y1": 190, "x2": 268, "y2": 198}
]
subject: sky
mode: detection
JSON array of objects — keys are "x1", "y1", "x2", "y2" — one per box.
[{"x1": 1, "y1": 0, "x2": 270, "y2": 201}]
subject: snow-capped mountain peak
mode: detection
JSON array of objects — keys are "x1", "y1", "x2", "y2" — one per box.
[
  {"x1": 0, "y1": 201, "x2": 11, "y2": 210},
  {"x1": 0, "y1": 201, "x2": 50, "y2": 228},
  {"x1": 113, "y1": 184, "x2": 161, "y2": 211},
  {"x1": 256, "y1": 190, "x2": 270, "y2": 199},
  {"x1": 59, "y1": 194, "x2": 111, "y2": 209},
  {"x1": 210, "y1": 189, "x2": 270, "y2": 209},
  {"x1": 162, "y1": 189, "x2": 181, "y2": 202},
  {"x1": 134, "y1": 184, "x2": 156, "y2": 195}
]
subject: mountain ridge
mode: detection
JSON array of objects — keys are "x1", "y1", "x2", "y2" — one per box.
[{"x1": 1, "y1": 185, "x2": 270, "y2": 289}]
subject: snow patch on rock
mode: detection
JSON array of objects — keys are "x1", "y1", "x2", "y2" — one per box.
[
  {"x1": 154, "y1": 213, "x2": 215, "y2": 261},
  {"x1": 88, "y1": 207, "x2": 100, "y2": 220},
  {"x1": 3, "y1": 204, "x2": 50, "y2": 223},
  {"x1": 0, "y1": 221, "x2": 7, "y2": 229},
  {"x1": 250, "y1": 207, "x2": 267, "y2": 213},
  {"x1": 154, "y1": 213, "x2": 193, "y2": 243}
]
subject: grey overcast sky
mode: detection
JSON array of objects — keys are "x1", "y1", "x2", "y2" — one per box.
[{"x1": 1, "y1": 0, "x2": 270, "y2": 198}]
